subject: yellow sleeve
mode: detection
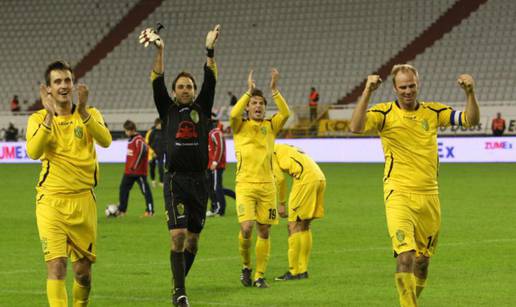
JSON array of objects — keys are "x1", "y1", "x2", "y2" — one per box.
[
  {"x1": 150, "y1": 70, "x2": 162, "y2": 81},
  {"x1": 26, "y1": 111, "x2": 51, "y2": 160},
  {"x1": 145, "y1": 129, "x2": 155, "y2": 159},
  {"x1": 83, "y1": 108, "x2": 112, "y2": 148},
  {"x1": 271, "y1": 90, "x2": 290, "y2": 135},
  {"x1": 431, "y1": 102, "x2": 471, "y2": 128},
  {"x1": 363, "y1": 103, "x2": 390, "y2": 134},
  {"x1": 278, "y1": 174, "x2": 287, "y2": 204},
  {"x1": 145, "y1": 129, "x2": 151, "y2": 143},
  {"x1": 273, "y1": 155, "x2": 288, "y2": 203},
  {"x1": 230, "y1": 92, "x2": 250, "y2": 133}
]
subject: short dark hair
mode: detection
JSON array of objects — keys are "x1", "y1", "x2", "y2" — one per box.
[
  {"x1": 209, "y1": 119, "x2": 219, "y2": 130},
  {"x1": 171, "y1": 72, "x2": 197, "y2": 92},
  {"x1": 250, "y1": 89, "x2": 267, "y2": 105},
  {"x1": 45, "y1": 60, "x2": 74, "y2": 86},
  {"x1": 123, "y1": 120, "x2": 136, "y2": 131},
  {"x1": 154, "y1": 118, "x2": 161, "y2": 126}
]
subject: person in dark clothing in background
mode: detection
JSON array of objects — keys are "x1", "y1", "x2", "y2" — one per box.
[
  {"x1": 308, "y1": 87, "x2": 319, "y2": 122},
  {"x1": 4, "y1": 122, "x2": 19, "y2": 141},
  {"x1": 228, "y1": 91, "x2": 238, "y2": 106},
  {"x1": 146, "y1": 118, "x2": 165, "y2": 187}
]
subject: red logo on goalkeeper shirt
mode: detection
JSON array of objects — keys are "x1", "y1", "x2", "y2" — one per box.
[{"x1": 176, "y1": 121, "x2": 198, "y2": 139}]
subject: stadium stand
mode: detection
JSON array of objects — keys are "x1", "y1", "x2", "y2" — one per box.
[
  {"x1": 1, "y1": 0, "x2": 515, "y2": 135},
  {"x1": 0, "y1": 0, "x2": 140, "y2": 111},
  {"x1": 81, "y1": 0, "x2": 457, "y2": 113},
  {"x1": 372, "y1": 0, "x2": 515, "y2": 105}
]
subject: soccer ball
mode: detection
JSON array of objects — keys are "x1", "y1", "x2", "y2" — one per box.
[{"x1": 105, "y1": 204, "x2": 119, "y2": 217}]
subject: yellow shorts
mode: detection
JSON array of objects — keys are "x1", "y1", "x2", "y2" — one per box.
[
  {"x1": 236, "y1": 182, "x2": 278, "y2": 224},
  {"x1": 288, "y1": 180, "x2": 326, "y2": 222},
  {"x1": 384, "y1": 190, "x2": 440, "y2": 257},
  {"x1": 36, "y1": 191, "x2": 97, "y2": 263}
]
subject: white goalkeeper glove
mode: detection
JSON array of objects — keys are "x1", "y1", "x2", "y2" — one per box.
[
  {"x1": 139, "y1": 27, "x2": 162, "y2": 48},
  {"x1": 205, "y1": 24, "x2": 220, "y2": 49}
]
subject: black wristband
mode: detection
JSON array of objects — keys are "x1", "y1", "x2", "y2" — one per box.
[{"x1": 206, "y1": 48, "x2": 214, "y2": 57}]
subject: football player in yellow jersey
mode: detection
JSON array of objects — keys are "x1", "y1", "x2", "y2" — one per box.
[
  {"x1": 350, "y1": 64, "x2": 479, "y2": 307},
  {"x1": 26, "y1": 60, "x2": 111, "y2": 307},
  {"x1": 272, "y1": 143, "x2": 326, "y2": 281},
  {"x1": 230, "y1": 69, "x2": 290, "y2": 288}
]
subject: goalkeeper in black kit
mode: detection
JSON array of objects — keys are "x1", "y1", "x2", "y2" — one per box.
[{"x1": 139, "y1": 24, "x2": 220, "y2": 307}]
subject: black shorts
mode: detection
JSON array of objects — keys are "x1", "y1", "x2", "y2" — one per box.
[{"x1": 164, "y1": 171, "x2": 209, "y2": 233}]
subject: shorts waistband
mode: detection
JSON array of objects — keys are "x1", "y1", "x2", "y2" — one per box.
[{"x1": 37, "y1": 190, "x2": 94, "y2": 199}]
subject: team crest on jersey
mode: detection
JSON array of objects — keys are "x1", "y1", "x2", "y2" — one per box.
[
  {"x1": 74, "y1": 126, "x2": 84, "y2": 138},
  {"x1": 396, "y1": 230, "x2": 405, "y2": 242},
  {"x1": 190, "y1": 110, "x2": 199, "y2": 123},
  {"x1": 421, "y1": 119, "x2": 429, "y2": 131},
  {"x1": 177, "y1": 203, "x2": 185, "y2": 215},
  {"x1": 41, "y1": 238, "x2": 49, "y2": 255},
  {"x1": 260, "y1": 127, "x2": 267, "y2": 135}
]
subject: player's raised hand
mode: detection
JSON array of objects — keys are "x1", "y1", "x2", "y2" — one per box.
[
  {"x1": 365, "y1": 75, "x2": 382, "y2": 92},
  {"x1": 270, "y1": 68, "x2": 280, "y2": 91},
  {"x1": 247, "y1": 70, "x2": 256, "y2": 93},
  {"x1": 139, "y1": 27, "x2": 163, "y2": 49},
  {"x1": 457, "y1": 74, "x2": 474, "y2": 93},
  {"x1": 40, "y1": 84, "x2": 56, "y2": 116},
  {"x1": 206, "y1": 24, "x2": 221, "y2": 49},
  {"x1": 77, "y1": 84, "x2": 89, "y2": 114}
]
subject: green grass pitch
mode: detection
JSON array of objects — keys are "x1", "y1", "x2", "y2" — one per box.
[{"x1": 1, "y1": 163, "x2": 515, "y2": 306}]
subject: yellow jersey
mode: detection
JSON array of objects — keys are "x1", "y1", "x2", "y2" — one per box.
[
  {"x1": 230, "y1": 91, "x2": 290, "y2": 183},
  {"x1": 145, "y1": 128, "x2": 154, "y2": 161},
  {"x1": 273, "y1": 143, "x2": 325, "y2": 203},
  {"x1": 363, "y1": 101, "x2": 470, "y2": 194},
  {"x1": 26, "y1": 105, "x2": 112, "y2": 196}
]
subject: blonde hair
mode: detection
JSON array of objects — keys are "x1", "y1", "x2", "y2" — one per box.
[{"x1": 391, "y1": 64, "x2": 419, "y2": 86}]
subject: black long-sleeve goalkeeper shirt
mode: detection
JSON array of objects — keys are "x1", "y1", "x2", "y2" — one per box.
[{"x1": 151, "y1": 63, "x2": 216, "y2": 173}]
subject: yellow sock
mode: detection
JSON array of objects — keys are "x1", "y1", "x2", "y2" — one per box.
[
  {"x1": 415, "y1": 276, "x2": 427, "y2": 298},
  {"x1": 47, "y1": 279, "x2": 68, "y2": 307},
  {"x1": 254, "y1": 237, "x2": 270, "y2": 280},
  {"x1": 298, "y1": 230, "x2": 312, "y2": 274},
  {"x1": 73, "y1": 279, "x2": 91, "y2": 307},
  {"x1": 238, "y1": 232, "x2": 252, "y2": 268},
  {"x1": 395, "y1": 272, "x2": 417, "y2": 307},
  {"x1": 288, "y1": 232, "x2": 301, "y2": 275}
]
